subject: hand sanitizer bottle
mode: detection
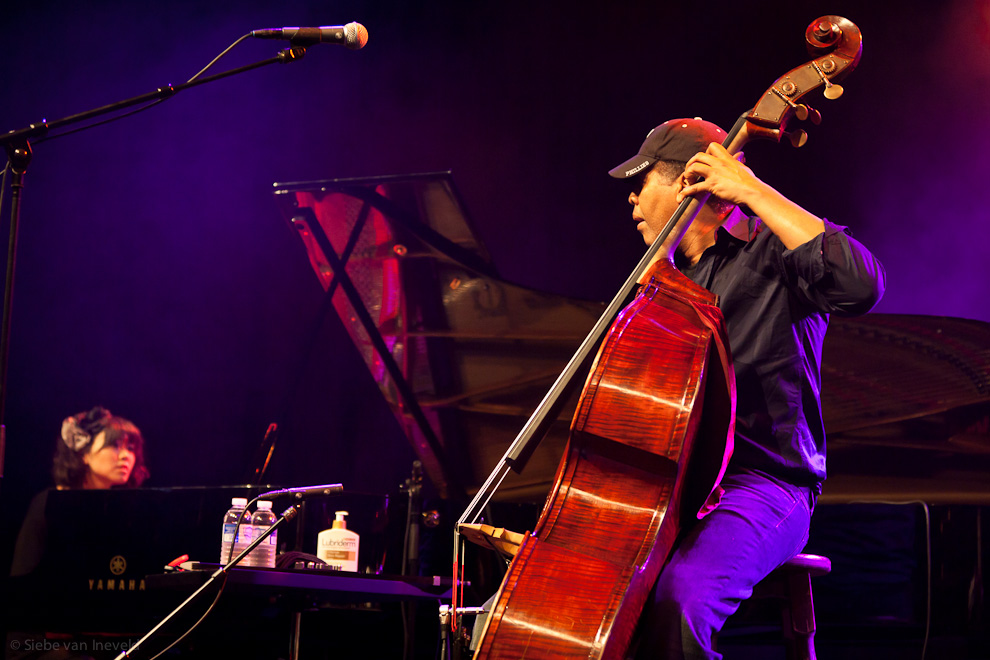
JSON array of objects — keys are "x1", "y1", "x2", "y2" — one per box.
[{"x1": 317, "y1": 510, "x2": 360, "y2": 572}]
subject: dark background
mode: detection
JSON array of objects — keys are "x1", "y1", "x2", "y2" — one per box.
[{"x1": 1, "y1": 0, "x2": 987, "y2": 585}]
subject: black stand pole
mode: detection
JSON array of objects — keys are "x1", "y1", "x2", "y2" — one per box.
[
  {"x1": 114, "y1": 503, "x2": 301, "y2": 660},
  {"x1": 0, "y1": 140, "x2": 31, "y2": 481},
  {"x1": 401, "y1": 460, "x2": 424, "y2": 659},
  {"x1": 0, "y1": 44, "x2": 308, "y2": 480}
]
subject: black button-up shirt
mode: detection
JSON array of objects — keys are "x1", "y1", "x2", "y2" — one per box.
[{"x1": 681, "y1": 218, "x2": 885, "y2": 491}]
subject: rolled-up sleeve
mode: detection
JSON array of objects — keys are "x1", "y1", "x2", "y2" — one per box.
[{"x1": 781, "y1": 219, "x2": 885, "y2": 316}]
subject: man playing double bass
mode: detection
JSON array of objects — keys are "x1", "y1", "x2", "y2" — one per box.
[{"x1": 608, "y1": 118, "x2": 885, "y2": 659}]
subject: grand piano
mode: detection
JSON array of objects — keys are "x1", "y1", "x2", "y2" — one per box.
[{"x1": 273, "y1": 171, "x2": 990, "y2": 655}]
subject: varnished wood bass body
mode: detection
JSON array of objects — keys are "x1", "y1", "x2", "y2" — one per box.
[{"x1": 474, "y1": 261, "x2": 735, "y2": 658}]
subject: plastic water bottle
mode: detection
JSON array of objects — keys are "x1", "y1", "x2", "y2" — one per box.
[
  {"x1": 232, "y1": 504, "x2": 253, "y2": 564},
  {"x1": 245, "y1": 500, "x2": 277, "y2": 568},
  {"x1": 220, "y1": 497, "x2": 249, "y2": 565}
]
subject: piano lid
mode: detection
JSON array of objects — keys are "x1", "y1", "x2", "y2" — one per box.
[
  {"x1": 823, "y1": 313, "x2": 990, "y2": 440},
  {"x1": 275, "y1": 173, "x2": 990, "y2": 504},
  {"x1": 820, "y1": 313, "x2": 990, "y2": 503}
]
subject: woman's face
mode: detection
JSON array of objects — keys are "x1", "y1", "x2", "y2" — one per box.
[{"x1": 81, "y1": 431, "x2": 136, "y2": 489}]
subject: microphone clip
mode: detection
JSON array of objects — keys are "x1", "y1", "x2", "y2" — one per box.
[{"x1": 277, "y1": 47, "x2": 307, "y2": 63}]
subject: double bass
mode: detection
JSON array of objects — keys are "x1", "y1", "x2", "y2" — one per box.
[{"x1": 453, "y1": 16, "x2": 863, "y2": 659}]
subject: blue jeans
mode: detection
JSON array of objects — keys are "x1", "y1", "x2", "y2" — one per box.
[{"x1": 635, "y1": 469, "x2": 815, "y2": 659}]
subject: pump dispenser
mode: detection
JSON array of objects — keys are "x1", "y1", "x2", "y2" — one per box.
[{"x1": 317, "y1": 510, "x2": 360, "y2": 572}]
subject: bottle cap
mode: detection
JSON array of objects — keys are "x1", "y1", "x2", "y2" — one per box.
[
  {"x1": 258, "y1": 500, "x2": 273, "y2": 510},
  {"x1": 333, "y1": 510, "x2": 349, "y2": 529},
  {"x1": 231, "y1": 497, "x2": 248, "y2": 506}
]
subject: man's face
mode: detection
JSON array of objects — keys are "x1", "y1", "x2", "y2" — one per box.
[{"x1": 627, "y1": 168, "x2": 682, "y2": 246}]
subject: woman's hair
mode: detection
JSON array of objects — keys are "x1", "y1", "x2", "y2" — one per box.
[{"x1": 52, "y1": 406, "x2": 150, "y2": 489}]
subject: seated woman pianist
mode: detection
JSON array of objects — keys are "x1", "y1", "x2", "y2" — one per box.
[{"x1": 10, "y1": 406, "x2": 150, "y2": 576}]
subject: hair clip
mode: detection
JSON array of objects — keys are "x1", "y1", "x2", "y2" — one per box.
[{"x1": 60, "y1": 416, "x2": 92, "y2": 451}]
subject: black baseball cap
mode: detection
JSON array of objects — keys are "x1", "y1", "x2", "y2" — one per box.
[{"x1": 608, "y1": 117, "x2": 727, "y2": 179}]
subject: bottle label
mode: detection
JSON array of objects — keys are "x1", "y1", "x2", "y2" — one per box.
[
  {"x1": 321, "y1": 550, "x2": 356, "y2": 561},
  {"x1": 222, "y1": 523, "x2": 236, "y2": 543}
]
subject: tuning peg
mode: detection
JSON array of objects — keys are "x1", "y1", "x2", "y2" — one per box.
[
  {"x1": 823, "y1": 84, "x2": 843, "y2": 100},
  {"x1": 797, "y1": 104, "x2": 822, "y2": 125},
  {"x1": 785, "y1": 129, "x2": 808, "y2": 148},
  {"x1": 772, "y1": 86, "x2": 824, "y2": 125},
  {"x1": 812, "y1": 59, "x2": 843, "y2": 99}
]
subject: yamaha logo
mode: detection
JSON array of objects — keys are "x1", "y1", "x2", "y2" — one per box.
[{"x1": 109, "y1": 555, "x2": 127, "y2": 575}]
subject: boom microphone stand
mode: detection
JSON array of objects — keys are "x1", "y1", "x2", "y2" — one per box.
[{"x1": 0, "y1": 43, "x2": 309, "y2": 481}]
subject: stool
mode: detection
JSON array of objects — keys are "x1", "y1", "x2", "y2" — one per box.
[{"x1": 751, "y1": 552, "x2": 832, "y2": 660}]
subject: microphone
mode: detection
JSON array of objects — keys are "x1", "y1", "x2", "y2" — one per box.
[
  {"x1": 259, "y1": 483, "x2": 345, "y2": 500},
  {"x1": 250, "y1": 22, "x2": 368, "y2": 49}
]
